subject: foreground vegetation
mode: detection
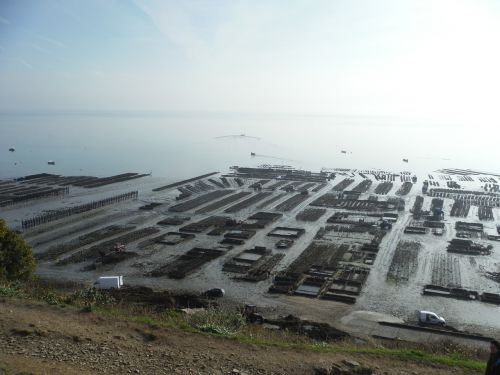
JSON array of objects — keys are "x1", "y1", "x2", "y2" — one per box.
[
  {"x1": 0, "y1": 219, "x2": 35, "y2": 282},
  {"x1": 0, "y1": 278, "x2": 487, "y2": 373}
]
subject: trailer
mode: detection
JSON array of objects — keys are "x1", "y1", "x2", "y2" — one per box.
[{"x1": 93, "y1": 276, "x2": 123, "y2": 289}]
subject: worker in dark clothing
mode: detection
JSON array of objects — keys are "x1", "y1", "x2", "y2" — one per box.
[{"x1": 486, "y1": 340, "x2": 500, "y2": 375}]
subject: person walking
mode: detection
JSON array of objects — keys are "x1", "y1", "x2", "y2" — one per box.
[{"x1": 486, "y1": 340, "x2": 500, "y2": 375}]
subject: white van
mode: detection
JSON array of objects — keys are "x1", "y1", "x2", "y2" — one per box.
[
  {"x1": 93, "y1": 276, "x2": 123, "y2": 290},
  {"x1": 418, "y1": 310, "x2": 445, "y2": 326}
]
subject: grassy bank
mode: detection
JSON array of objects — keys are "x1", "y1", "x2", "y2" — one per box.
[{"x1": 0, "y1": 279, "x2": 486, "y2": 373}]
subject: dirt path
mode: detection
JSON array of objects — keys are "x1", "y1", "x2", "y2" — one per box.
[{"x1": 0, "y1": 299, "x2": 478, "y2": 375}]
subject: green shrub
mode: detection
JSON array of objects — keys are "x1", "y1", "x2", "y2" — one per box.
[
  {"x1": 198, "y1": 324, "x2": 232, "y2": 336},
  {"x1": 66, "y1": 288, "x2": 115, "y2": 307},
  {"x1": 0, "y1": 220, "x2": 35, "y2": 282},
  {"x1": 42, "y1": 290, "x2": 63, "y2": 305},
  {"x1": 0, "y1": 284, "x2": 21, "y2": 297},
  {"x1": 187, "y1": 306, "x2": 246, "y2": 336}
]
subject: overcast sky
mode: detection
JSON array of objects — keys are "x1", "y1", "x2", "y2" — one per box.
[{"x1": 1, "y1": 0, "x2": 499, "y2": 123}]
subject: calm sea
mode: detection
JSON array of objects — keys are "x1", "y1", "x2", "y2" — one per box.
[{"x1": 0, "y1": 111, "x2": 496, "y2": 180}]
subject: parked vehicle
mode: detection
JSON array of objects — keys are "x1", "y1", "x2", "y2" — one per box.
[
  {"x1": 202, "y1": 288, "x2": 225, "y2": 298},
  {"x1": 418, "y1": 310, "x2": 445, "y2": 326},
  {"x1": 93, "y1": 276, "x2": 123, "y2": 290}
]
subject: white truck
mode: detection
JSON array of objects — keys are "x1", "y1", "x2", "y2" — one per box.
[
  {"x1": 418, "y1": 310, "x2": 445, "y2": 326},
  {"x1": 93, "y1": 276, "x2": 123, "y2": 290}
]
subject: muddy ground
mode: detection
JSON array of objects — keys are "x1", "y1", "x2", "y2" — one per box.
[{"x1": 2, "y1": 167, "x2": 500, "y2": 345}]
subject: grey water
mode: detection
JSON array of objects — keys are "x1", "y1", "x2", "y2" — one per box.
[{"x1": 0, "y1": 111, "x2": 496, "y2": 179}]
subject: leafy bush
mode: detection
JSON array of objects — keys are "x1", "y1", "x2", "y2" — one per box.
[
  {"x1": 0, "y1": 220, "x2": 35, "y2": 282},
  {"x1": 0, "y1": 284, "x2": 21, "y2": 297},
  {"x1": 187, "y1": 306, "x2": 246, "y2": 336},
  {"x1": 66, "y1": 288, "x2": 115, "y2": 307},
  {"x1": 42, "y1": 290, "x2": 63, "y2": 305},
  {"x1": 198, "y1": 323, "x2": 232, "y2": 336}
]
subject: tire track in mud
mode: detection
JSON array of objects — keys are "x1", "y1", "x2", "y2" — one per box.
[
  {"x1": 377, "y1": 213, "x2": 412, "y2": 271},
  {"x1": 356, "y1": 212, "x2": 411, "y2": 310}
]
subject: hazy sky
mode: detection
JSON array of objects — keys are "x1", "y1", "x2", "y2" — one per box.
[{"x1": 1, "y1": 0, "x2": 499, "y2": 122}]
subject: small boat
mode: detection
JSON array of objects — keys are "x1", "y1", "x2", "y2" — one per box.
[
  {"x1": 403, "y1": 158, "x2": 409, "y2": 163},
  {"x1": 47, "y1": 160, "x2": 56, "y2": 165},
  {"x1": 8, "y1": 147, "x2": 15, "y2": 152}
]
